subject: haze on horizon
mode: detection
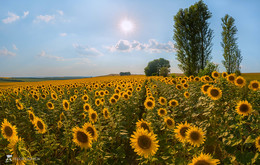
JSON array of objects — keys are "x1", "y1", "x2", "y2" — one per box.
[{"x1": 0, "y1": 0, "x2": 259, "y2": 77}]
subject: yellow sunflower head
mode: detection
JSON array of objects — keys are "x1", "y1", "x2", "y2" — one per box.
[
  {"x1": 83, "y1": 103, "x2": 92, "y2": 112},
  {"x1": 201, "y1": 84, "x2": 211, "y2": 95},
  {"x1": 109, "y1": 97, "x2": 117, "y2": 105},
  {"x1": 63, "y1": 100, "x2": 70, "y2": 111},
  {"x1": 189, "y1": 152, "x2": 220, "y2": 165},
  {"x1": 103, "y1": 108, "x2": 110, "y2": 119},
  {"x1": 168, "y1": 99, "x2": 179, "y2": 107},
  {"x1": 51, "y1": 93, "x2": 58, "y2": 100},
  {"x1": 157, "y1": 108, "x2": 167, "y2": 117},
  {"x1": 164, "y1": 117, "x2": 175, "y2": 129},
  {"x1": 82, "y1": 95, "x2": 89, "y2": 102},
  {"x1": 89, "y1": 110, "x2": 98, "y2": 123},
  {"x1": 186, "y1": 126, "x2": 205, "y2": 147},
  {"x1": 136, "y1": 119, "x2": 152, "y2": 133},
  {"x1": 184, "y1": 91, "x2": 190, "y2": 98},
  {"x1": 234, "y1": 76, "x2": 246, "y2": 88},
  {"x1": 123, "y1": 93, "x2": 130, "y2": 100},
  {"x1": 34, "y1": 117, "x2": 47, "y2": 134},
  {"x1": 144, "y1": 99, "x2": 155, "y2": 110},
  {"x1": 1, "y1": 119, "x2": 18, "y2": 141},
  {"x1": 15, "y1": 100, "x2": 24, "y2": 110},
  {"x1": 113, "y1": 94, "x2": 120, "y2": 101},
  {"x1": 27, "y1": 110, "x2": 35, "y2": 124},
  {"x1": 46, "y1": 102, "x2": 54, "y2": 110},
  {"x1": 158, "y1": 97, "x2": 167, "y2": 105},
  {"x1": 72, "y1": 127, "x2": 92, "y2": 149},
  {"x1": 174, "y1": 121, "x2": 191, "y2": 143},
  {"x1": 57, "y1": 120, "x2": 63, "y2": 129},
  {"x1": 176, "y1": 84, "x2": 182, "y2": 90},
  {"x1": 212, "y1": 71, "x2": 220, "y2": 79},
  {"x1": 207, "y1": 87, "x2": 222, "y2": 100},
  {"x1": 248, "y1": 80, "x2": 260, "y2": 91},
  {"x1": 130, "y1": 128, "x2": 159, "y2": 158},
  {"x1": 236, "y1": 100, "x2": 252, "y2": 116},
  {"x1": 226, "y1": 74, "x2": 236, "y2": 83},
  {"x1": 83, "y1": 122, "x2": 98, "y2": 141},
  {"x1": 95, "y1": 99, "x2": 101, "y2": 106}
]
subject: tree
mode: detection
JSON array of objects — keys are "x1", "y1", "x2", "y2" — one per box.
[
  {"x1": 144, "y1": 58, "x2": 170, "y2": 76},
  {"x1": 173, "y1": 0, "x2": 213, "y2": 76},
  {"x1": 198, "y1": 61, "x2": 219, "y2": 77},
  {"x1": 221, "y1": 14, "x2": 242, "y2": 74},
  {"x1": 159, "y1": 67, "x2": 170, "y2": 77}
]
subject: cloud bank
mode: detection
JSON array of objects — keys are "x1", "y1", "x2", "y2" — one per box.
[
  {"x1": 73, "y1": 44, "x2": 103, "y2": 56},
  {"x1": 0, "y1": 47, "x2": 16, "y2": 56}
]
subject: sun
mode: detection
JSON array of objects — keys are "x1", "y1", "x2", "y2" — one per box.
[{"x1": 120, "y1": 19, "x2": 134, "y2": 33}]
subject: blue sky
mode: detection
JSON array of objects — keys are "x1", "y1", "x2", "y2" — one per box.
[{"x1": 0, "y1": 0, "x2": 259, "y2": 77}]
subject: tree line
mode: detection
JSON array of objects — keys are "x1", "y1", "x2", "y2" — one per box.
[{"x1": 144, "y1": 0, "x2": 242, "y2": 77}]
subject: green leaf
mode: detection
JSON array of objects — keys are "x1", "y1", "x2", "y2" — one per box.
[{"x1": 244, "y1": 135, "x2": 254, "y2": 144}]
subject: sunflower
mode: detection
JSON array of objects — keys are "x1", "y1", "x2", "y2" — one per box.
[
  {"x1": 15, "y1": 100, "x2": 24, "y2": 110},
  {"x1": 34, "y1": 117, "x2": 47, "y2": 134},
  {"x1": 63, "y1": 100, "x2": 70, "y2": 111},
  {"x1": 236, "y1": 100, "x2": 252, "y2": 116},
  {"x1": 72, "y1": 127, "x2": 92, "y2": 149},
  {"x1": 189, "y1": 152, "x2": 220, "y2": 165},
  {"x1": 82, "y1": 95, "x2": 89, "y2": 102},
  {"x1": 144, "y1": 99, "x2": 155, "y2": 110},
  {"x1": 248, "y1": 80, "x2": 260, "y2": 91},
  {"x1": 1, "y1": 119, "x2": 18, "y2": 141},
  {"x1": 46, "y1": 102, "x2": 54, "y2": 110},
  {"x1": 183, "y1": 83, "x2": 189, "y2": 89},
  {"x1": 207, "y1": 87, "x2": 222, "y2": 100},
  {"x1": 212, "y1": 71, "x2": 220, "y2": 79},
  {"x1": 51, "y1": 93, "x2": 58, "y2": 100},
  {"x1": 136, "y1": 119, "x2": 152, "y2": 133},
  {"x1": 174, "y1": 122, "x2": 191, "y2": 143},
  {"x1": 95, "y1": 99, "x2": 101, "y2": 106},
  {"x1": 33, "y1": 94, "x2": 40, "y2": 101},
  {"x1": 222, "y1": 72, "x2": 228, "y2": 78},
  {"x1": 57, "y1": 120, "x2": 63, "y2": 129},
  {"x1": 201, "y1": 84, "x2": 211, "y2": 95},
  {"x1": 83, "y1": 103, "x2": 92, "y2": 112},
  {"x1": 123, "y1": 93, "x2": 130, "y2": 100},
  {"x1": 113, "y1": 94, "x2": 120, "y2": 101},
  {"x1": 176, "y1": 84, "x2": 182, "y2": 90},
  {"x1": 255, "y1": 136, "x2": 260, "y2": 152},
  {"x1": 83, "y1": 122, "x2": 98, "y2": 141},
  {"x1": 226, "y1": 74, "x2": 236, "y2": 83},
  {"x1": 8, "y1": 137, "x2": 26, "y2": 165},
  {"x1": 130, "y1": 128, "x2": 159, "y2": 158},
  {"x1": 60, "y1": 112, "x2": 65, "y2": 121},
  {"x1": 89, "y1": 110, "x2": 98, "y2": 123},
  {"x1": 27, "y1": 110, "x2": 35, "y2": 124},
  {"x1": 186, "y1": 126, "x2": 205, "y2": 147},
  {"x1": 234, "y1": 76, "x2": 246, "y2": 88},
  {"x1": 184, "y1": 91, "x2": 190, "y2": 98},
  {"x1": 103, "y1": 108, "x2": 110, "y2": 119},
  {"x1": 164, "y1": 117, "x2": 175, "y2": 129},
  {"x1": 158, "y1": 97, "x2": 167, "y2": 105},
  {"x1": 109, "y1": 97, "x2": 117, "y2": 105},
  {"x1": 168, "y1": 99, "x2": 179, "y2": 107},
  {"x1": 70, "y1": 96, "x2": 75, "y2": 102},
  {"x1": 136, "y1": 87, "x2": 141, "y2": 91},
  {"x1": 157, "y1": 108, "x2": 167, "y2": 117}
]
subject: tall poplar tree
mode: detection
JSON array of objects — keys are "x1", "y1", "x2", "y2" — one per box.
[{"x1": 221, "y1": 14, "x2": 242, "y2": 73}]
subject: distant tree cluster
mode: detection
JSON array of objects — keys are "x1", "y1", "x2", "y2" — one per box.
[
  {"x1": 144, "y1": 58, "x2": 170, "y2": 77},
  {"x1": 120, "y1": 72, "x2": 131, "y2": 76}
]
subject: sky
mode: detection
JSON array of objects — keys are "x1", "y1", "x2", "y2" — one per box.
[{"x1": 0, "y1": 0, "x2": 259, "y2": 77}]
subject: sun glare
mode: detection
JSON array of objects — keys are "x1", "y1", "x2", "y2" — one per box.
[{"x1": 120, "y1": 19, "x2": 134, "y2": 33}]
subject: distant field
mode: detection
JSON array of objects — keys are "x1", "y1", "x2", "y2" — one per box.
[
  {"x1": 0, "y1": 77, "x2": 91, "y2": 83},
  {"x1": 241, "y1": 73, "x2": 260, "y2": 81}
]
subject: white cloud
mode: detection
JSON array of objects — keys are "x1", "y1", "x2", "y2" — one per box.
[
  {"x1": 0, "y1": 47, "x2": 16, "y2": 56},
  {"x1": 57, "y1": 10, "x2": 64, "y2": 16},
  {"x1": 59, "y1": 33, "x2": 67, "y2": 37},
  {"x1": 12, "y1": 44, "x2": 18, "y2": 50},
  {"x1": 34, "y1": 15, "x2": 55, "y2": 23},
  {"x1": 38, "y1": 51, "x2": 64, "y2": 61},
  {"x1": 108, "y1": 39, "x2": 175, "y2": 53},
  {"x1": 22, "y1": 11, "x2": 29, "y2": 18},
  {"x1": 73, "y1": 44, "x2": 103, "y2": 56},
  {"x1": 2, "y1": 12, "x2": 20, "y2": 24}
]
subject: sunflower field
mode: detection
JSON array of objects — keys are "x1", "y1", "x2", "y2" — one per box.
[{"x1": 0, "y1": 72, "x2": 259, "y2": 165}]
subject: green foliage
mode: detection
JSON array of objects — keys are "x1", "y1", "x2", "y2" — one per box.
[
  {"x1": 120, "y1": 72, "x2": 131, "y2": 76},
  {"x1": 221, "y1": 14, "x2": 242, "y2": 74},
  {"x1": 159, "y1": 67, "x2": 170, "y2": 77},
  {"x1": 173, "y1": 0, "x2": 213, "y2": 76},
  {"x1": 144, "y1": 58, "x2": 170, "y2": 76},
  {"x1": 198, "y1": 61, "x2": 219, "y2": 77}
]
